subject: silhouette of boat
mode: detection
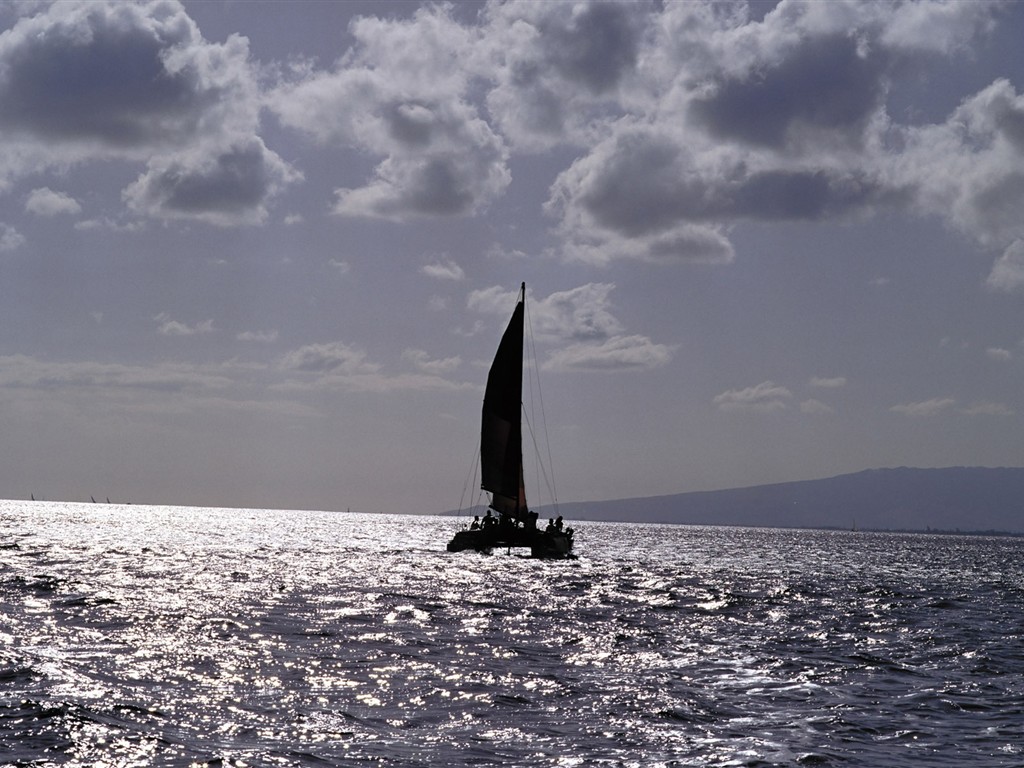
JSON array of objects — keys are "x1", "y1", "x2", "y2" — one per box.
[{"x1": 447, "y1": 283, "x2": 574, "y2": 559}]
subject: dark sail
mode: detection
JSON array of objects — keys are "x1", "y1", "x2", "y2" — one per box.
[{"x1": 480, "y1": 283, "x2": 527, "y2": 515}]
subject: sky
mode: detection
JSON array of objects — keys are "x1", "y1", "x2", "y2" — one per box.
[{"x1": 2, "y1": 0, "x2": 1024, "y2": 515}]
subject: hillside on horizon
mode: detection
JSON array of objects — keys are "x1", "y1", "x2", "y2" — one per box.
[{"x1": 535, "y1": 467, "x2": 1024, "y2": 534}]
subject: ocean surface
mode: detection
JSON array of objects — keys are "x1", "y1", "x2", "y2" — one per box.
[{"x1": 1, "y1": 501, "x2": 1022, "y2": 767}]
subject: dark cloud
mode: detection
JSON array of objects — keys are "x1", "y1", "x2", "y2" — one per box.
[
  {"x1": 0, "y1": 3, "x2": 212, "y2": 147},
  {"x1": 730, "y1": 169, "x2": 892, "y2": 221},
  {"x1": 689, "y1": 35, "x2": 888, "y2": 150},
  {"x1": 125, "y1": 140, "x2": 298, "y2": 225},
  {"x1": 384, "y1": 102, "x2": 437, "y2": 147},
  {"x1": 572, "y1": 133, "x2": 714, "y2": 237},
  {"x1": 333, "y1": 127, "x2": 509, "y2": 220},
  {"x1": 481, "y1": 1, "x2": 648, "y2": 150},
  {"x1": 0, "y1": 2, "x2": 291, "y2": 226},
  {"x1": 539, "y1": 1, "x2": 640, "y2": 95},
  {"x1": 561, "y1": 130, "x2": 892, "y2": 245},
  {"x1": 404, "y1": 156, "x2": 476, "y2": 215}
]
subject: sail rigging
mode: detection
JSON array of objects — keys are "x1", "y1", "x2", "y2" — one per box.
[
  {"x1": 447, "y1": 281, "x2": 574, "y2": 558},
  {"x1": 480, "y1": 283, "x2": 527, "y2": 516}
]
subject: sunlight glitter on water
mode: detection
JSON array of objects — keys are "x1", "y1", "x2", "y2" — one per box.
[{"x1": 2, "y1": 503, "x2": 1024, "y2": 766}]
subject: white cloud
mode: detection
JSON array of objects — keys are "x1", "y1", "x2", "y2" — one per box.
[
  {"x1": 402, "y1": 348, "x2": 461, "y2": 375},
  {"x1": 421, "y1": 257, "x2": 465, "y2": 281},
  {"x1": 986, "y1": 347, "x2": 1012, "y2": 362},
  {"x1": 469, "y1": 282, "x2": 623, "y2": 341},
  {"x1": 155, "y1": 314, "x2": 214, "y2": 337},
  {"x1": 0, "y1": 354, "x2": 234, "y2": 395},
  {"x1": 899, "y1": 79, "x2": 1024, "y2": 254},
  {"x1": 542, "y1": 334, "x2": 672, "y2": 372},
  {"x1": 986, "y1": 240, "x2": 1024, "y2": 292},
  {"x1": 800, "y1": 398, "x2": 834, "y2": 415},
  {"x1": 0, "y1": 223, "x2": 25, "y2": 251},
  {"x1": 280, "y1": 342, "x2": 379, "y2": 376},
  {"x1": 528, "y1": 283, "x2": 625, "y2": 342},
  {"x1": 237, "y1": 330, "x2": 278, "y2": 343},
  {"x1": 467, "y1": 282, "x2": 671, "y2": 372},
  {"x1": 890, "y1": 397, "x2": 956, "y2": 416},
  {"x1": 25, "y1": 187, "x2": 81, "y2": 216},
  {"x1": 962, "y1": 401, "x2": 1015, "y2": 416},
  {"x1": 268, "y1": 5, "x2": 509, "y2": 222},
  {"x1": 714, "y1": 381, "x2": 793, "y2": 413}
]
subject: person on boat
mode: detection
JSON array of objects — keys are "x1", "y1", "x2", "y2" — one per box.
[
  {"x1": 554, "y1": 515, "x2": 564, "y2": 532},
  {"x1": 483, "y1": 510, "x2": 496, "y2": 528},
  {"x1": 546, "y1": 518, "x2": 555, "y2": 533},
  {"x1": 470, "y1": 516, "x2": 480, "y2": 530}
]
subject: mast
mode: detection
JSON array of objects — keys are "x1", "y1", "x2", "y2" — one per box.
[{"x1": 480, "y1": 283, "x2": 527, "y2": 516}]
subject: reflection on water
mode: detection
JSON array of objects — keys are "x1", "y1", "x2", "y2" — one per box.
[{"x1": 1, "y1": 501, "x2": 1023, "y2": 766}]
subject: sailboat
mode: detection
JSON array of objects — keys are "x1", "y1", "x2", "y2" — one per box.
[{"x1": 447, "y1": 283, "x2": 575, "y2": 559}]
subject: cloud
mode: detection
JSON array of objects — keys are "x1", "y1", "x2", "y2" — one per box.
[
  {"x1": 0, "y1": 2, "x2": 215, "y2": 149},
  {"x1": 986, "y1": 347, "x2": 1012, "y2": 362},
  {"x1": 890, "y1": 397, "x2": 956, "y2": 416},
  {"x1": 542, "y1": 334, "x2": 672, "y2": 372},
  {"x1": 531, "y1": 1, "x2": 1005, "y2": 267},
  {"x1": 962, "y1": 401, "x2": 1014, "y2": 416},
  {"x1": 237, "y1": 330, "x2": 278, "y2": 344},
  {"x1": 529, "y1": 283, "x2": 626, "y2": 342},
  {"x1": 0, "y1": 354, "x2": 233, "y2": 395},
  {"x1": 714, "y1": 381, "x2": 792, "y2": 413},
  {"x1": 155, "y1": 314, "x2": 214, "y2": 337},
  {"x1": 467, "y1": 282, "x2": 672, "y2": 372},
  {"x1": 688, "y1": 34, "x2": 889, "y2": 152},
  {"x1": 544, "y1": 125, "x2": 884, "y2": 265},
  {"x1": 123, "y1": 138, "x2": 300, "y2": 226},
  {"x1": 328, "y1": 259, "x2": 351, "y2": 275},
  {"x1": 480, "y1": 1, "x2": 647, "y2": 150},
  {"x1": 402, "y1": 348, "x2": 461, "y2": 375},
  {"x1": 280, "y1": 342, "x2": 379, "y2": 375},
  {"x1": 468, "y1": 282, "x2": 623, "y2": 342},
  {"x1": 25, "y1": 188, "x2": 81, "y2": 216},
  {"x1": 0, "y1": 223, "x2": 25, "y2": 251},
  {"x1": 986, "y1": 240, "x2": 1024, "y2": 292},
  {"x1": 800, "y1": 398, "x2": 834, "y2": 415},
  {"x1": 0, "y1": 1, "x2": 294, "y2": 225},
  {"x1": 268, "y1": 4, "x2": 509, "y2": 221},
  {"x1": 4, "y1": 0, "x2": 1013, "y2": 260},
  {"x1": 421, "y1": 257, "x2": 465, "y2": 281},
  {"x1": 899, "y1": 79, "x2": 1024, "y2": 254}
]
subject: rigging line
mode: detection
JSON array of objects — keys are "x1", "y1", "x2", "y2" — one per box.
[
  {"x1": 523, "y1": 289, "x2": 559, "y2": 512},
  {"x1": 522, "y1": 406, "x2": 558, "y2": 516},
  {"x1": 457, "y1": 437, "x2": 482, "y2": 518}
]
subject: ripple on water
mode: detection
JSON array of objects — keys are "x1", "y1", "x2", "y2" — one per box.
[{"x1": 1, "y1": 504, "x2": 1024, "y2": 766}]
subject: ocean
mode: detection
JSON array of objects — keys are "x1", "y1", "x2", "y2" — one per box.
[{"x1": 1, "y1": 501, "x2": 1022, "y2": 767}]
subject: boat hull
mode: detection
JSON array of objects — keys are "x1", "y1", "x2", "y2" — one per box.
[{"x1": 446, "y1": 527, "x2": 574, "y2": 559}]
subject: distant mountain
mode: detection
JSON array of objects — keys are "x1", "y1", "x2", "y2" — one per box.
[{"x1": 538, "y1": 467, "x2": 1024, "y2": 534}]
